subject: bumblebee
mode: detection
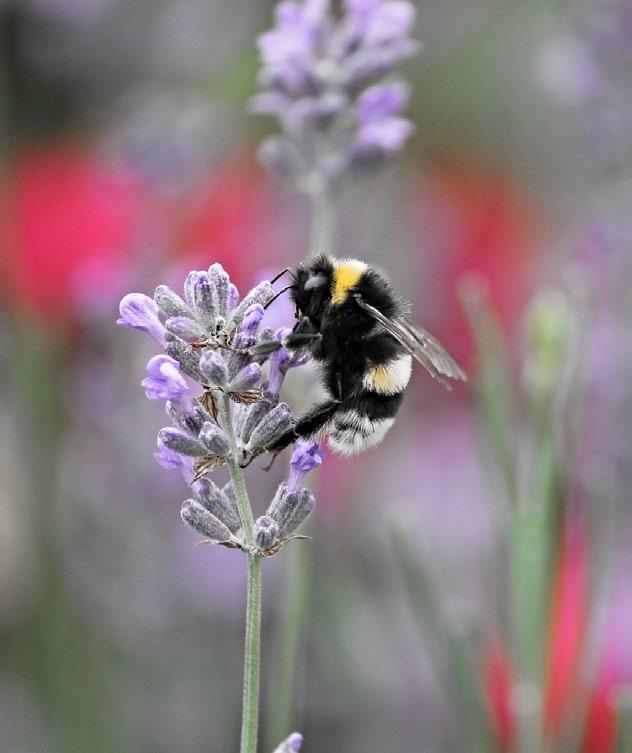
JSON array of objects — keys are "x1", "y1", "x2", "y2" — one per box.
[{"x1": 266, "y1": 255, "x2": 467, "y2": 456}]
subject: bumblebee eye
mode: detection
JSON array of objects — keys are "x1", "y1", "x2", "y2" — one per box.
[
  {"x1": 294, "y1": 305, "x2": 300, "y2": 319},
  {"x1": 304, "y1": 274, "x2": 326, "y2": 291}
]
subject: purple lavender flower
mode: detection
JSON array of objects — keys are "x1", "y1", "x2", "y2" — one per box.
[
  {"x1": 154, "y1": 440, "x2": 188, "y2": 471},
  {"x1": 119, "y1": 262, "x2": 322, "y2": 555},
  {"x1": 268, "y1": 327, "x2": 310, "y2": 396},
  {"x1": 252, "y1": 0, "x2": 419, "y2": 192},
  {"x1": 141, "y1": 355, "x2": 188, "y2": 402},
  {"x1": 287, "y1": 439, "x2": 324, "y2": 494},
  {"x1": 228, "y1": 363, "x2": 263, "y2": 393},
  {"x1": 117, "y1": 293, "x2": 166, "y2": 346}
]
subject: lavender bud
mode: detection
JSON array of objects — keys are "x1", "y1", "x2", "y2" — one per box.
[
  {"x1": 352, "y1": 117, "x2": 414, "y2": 162},
  {"x1": 165, "y1": 316, "x2": 205, "y2": 340},
  {"x1": 195, "y1": 478, "x2": 241, "y2": 533},
  {"x1": 181, "y1": 499, "x2": 233, "y2": 542},
  {"x1": 117, "y1": 293, "x2": 166, "y2": 346},
  {"x1": 199, "y1": 421, "x2": 231, "y2": 457},
  {"x1": 226, "y1": 334, "x2": 255, "y2": 380},
  {"x1": 240, "y1": 400, "x2": 273, "y2": 444},
  {"x1": 357, "y1": 82, "x2": 410, "y2": 123},
  {"x1": 286, "y1": 488, "x2": 315, "y2": 536},
  {"x1": 192, "y1": 273, "x2": 218, "y2": 329},
  {"x1": 272, "y1": 732, "x2": 303, "y2": 753},
  {"x1": 255, "y1": 515, "x2": 279, "y2": 550},
  {"x1": 154, "y1": 284, "x2": 192, "y2": 319},
  {"x1": 141, "y1": 355, "x2": 188, "y2": 402},
  {"x1": 269, "y1": 485, "x2": 315, "y2": 537},
  {"x1": 158, "y1": 428, "x2": 208, "y2": 457},
  {"x1": 199, "y1": 348, "x2": 228, "y2": 387},
  {"x1": 166, "y1": 400, "x2": 207, "y2": 435},
  {"x1": 165, "y1": 337, "x2": 203, "y2": 382},
  {"x1": 228, "y1": 283, "x2": 240, "y2": 313},
  {"x1": 154, "y1": 441, "x2": 186, "y2": 471},
  {"x1": 241, "y1": 304, "x2": 265, "y2": 336},
  {"x1": 246, "y1": 402, "x2": 293, "y2": 451},
  {"x1": 183, "y1": 271, "x2": 205, "y2": 310},
  {"x1": 228, "y1": 363, "x2": 262, "y2": 393},
  {"x1": 228, "y1": 281, "x2": 274, "y2": 329},
  {"x1": 208, "y1": 263, "x2": 230, "y2": 319}
]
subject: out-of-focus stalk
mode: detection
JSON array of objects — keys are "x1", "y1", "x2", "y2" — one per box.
[
  {"x1": 512, "y1": 289, "x2": 575, "y2": 752},
  {"x1": 309, "y1": 189, "x2": 336, "y2": 259},
  {"x1": 616, "y1": 688, "x2": 632, "y2": 753},
  {"x1": 267, "y1": 184, "x2": 333, "y2": 748},
  {"x1": 390, "y1": 514, "x2": 493, "y2": 753},
  {"x1": 458, "y1": 275, "x2": 518, "y2": 508}
]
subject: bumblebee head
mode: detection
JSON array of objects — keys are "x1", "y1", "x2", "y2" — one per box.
[{"x1": 291, "y1": 255, "x2": 335, "y2": 326}]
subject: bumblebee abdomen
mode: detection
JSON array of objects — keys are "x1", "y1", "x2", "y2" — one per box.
[
  {"x1": 327, "y1": 391, "x2": 404, "y2": 456},
  {"x1": 362, "y1": 353, "x2": 412, "y2": 395}
]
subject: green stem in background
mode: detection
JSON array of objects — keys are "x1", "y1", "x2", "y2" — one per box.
[
  {"x1": 220, "y1": 395, "x2": 262, "y2": 753},
  {"x1": 616, "y1": 688, "x2": 632, "y2": 753},
  {"x1": 390, "y1": 516, "x2": 493, "y2": 753},
  {"x1": 458, "y1": 276, "x2": 518, "y2": 508},
  {"x1": 309, "y1": 189, "x2": 336, "y2": 258},
  {"x1": 266, "y1": 187, "x2": 334, "y2": 748}
]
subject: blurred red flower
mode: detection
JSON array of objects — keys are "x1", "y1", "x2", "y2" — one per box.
[
  {"x1": 1, "y1": 141, "x2": 292, "y2": 328},
  {"x1": 484, "y1": 514, "x2": 625, "y2": 753},
  {"x1": 416, "y1": 160, "x2": 539, "y2": 360},
  {"x1": 2, "y1": 141, "x2": 142, "y2": 326}
]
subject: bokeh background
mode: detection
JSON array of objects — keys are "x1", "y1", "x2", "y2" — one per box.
[{"x1": 1, "y1": 1, "x2": 630, "y2": 752}]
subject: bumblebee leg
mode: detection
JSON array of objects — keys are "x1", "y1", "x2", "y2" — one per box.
[{"x1": 266, "y1": 399, "x2": 340, "y2": 453}]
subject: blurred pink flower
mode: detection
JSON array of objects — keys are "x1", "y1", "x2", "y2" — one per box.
[
  {"x1": 416, "y1": 160, "x2": 539, "y2": 361},
  {"x1": 2, "y1": 141, "x2": 141, "y2": 327}
]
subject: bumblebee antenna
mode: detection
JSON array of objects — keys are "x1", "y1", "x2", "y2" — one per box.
[
  {"x1": 264, "y1": 284, "x2": 295, "y2": 310},
  {"x1": 269, "y1": 267, "x2": 292, "y2": 285}
]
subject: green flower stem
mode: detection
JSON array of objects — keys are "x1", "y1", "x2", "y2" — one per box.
[
  {"x1": 390, "y1": 516, "x2": 493, "y2": 753},
  {"x1": 219, "y1": 394, "x2": 262, "y2": 753},
  {"x1": 220, "y1": 395, "x2": 256, "y2": 545},
  {"x1": 616, "y1": 688, "x2": 632, "y2": 753},
  {"x1": 266, "y1": 543, "x2": 309, "y2": 748}
]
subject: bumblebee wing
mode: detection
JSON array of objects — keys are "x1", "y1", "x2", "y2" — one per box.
[{"x1": 354, "y1": 296, "x2": 467, "y2": 390}]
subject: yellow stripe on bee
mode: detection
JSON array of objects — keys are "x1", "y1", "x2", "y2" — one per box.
[
  {"x1": 363, "y1": 354, "x2": 413, "y2": 395},
  {"x1": 331, "y1": 259, "x2": 367, "y2": 305}
]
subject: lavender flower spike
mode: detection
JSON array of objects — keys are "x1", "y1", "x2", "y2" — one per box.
[
  {"x1": 117, "y1": 293, "x2": 166, "y2": 346},
  {"x1": 286, "y1": 439, "x2": 324, "y2": 494},
  {"x1": 252, "y1": 0, "x2": 419, "y2": 192},
  {"x1": 272, "y1": 732, "x2": 304, "y2": 753},
  {"x1": 141, "y1": 355, "x2": 188, "y2": 402}
]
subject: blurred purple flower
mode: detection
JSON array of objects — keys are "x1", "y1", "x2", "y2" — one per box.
[
  {"x1": 154, "y1": 441, "x2": 188, "y2": 471},
  {"x1": 357, "y1": 82, "x2": 410, "y2": 122},
  {"x1": 353, "y1": 116, "x2": 414, "y2": 159},
  {"x1": 117, "y1": 293, "x2": 166, "y2": 346},
  {"x1": 252, "y1": 0, "x2": 419, "y2": 192},
  {"x1": 273, "y1": 732, "x2": 304, "y2": 752},
  {"x1": 287, "y1": 439, "x2": 324, "y2": 493},
  {"x1": 141, "y1": 355, "x2": 188, "y2": 402}
]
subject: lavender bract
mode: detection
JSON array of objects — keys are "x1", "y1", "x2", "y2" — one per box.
[
  {"x1": 251, "y1": 0, "x2": 419, "y2": 194},
  {"x1": 117, "y1": 262, "x2": 322, "y2": 554}
]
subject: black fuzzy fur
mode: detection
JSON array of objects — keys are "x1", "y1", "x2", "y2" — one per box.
[{"x1": 268, "y1": 256, "x2": 409, "y2": 453}]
